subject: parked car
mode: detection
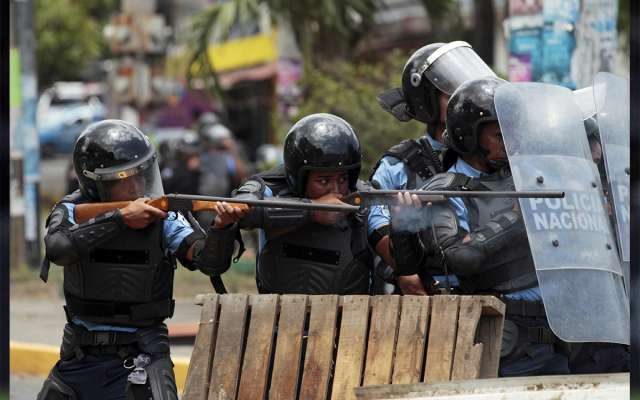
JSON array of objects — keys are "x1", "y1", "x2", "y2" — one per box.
[{"x1": 38, "y1": 82, "x2": 107, "y2": 157}]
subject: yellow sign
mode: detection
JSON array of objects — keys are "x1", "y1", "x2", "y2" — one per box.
[{"x1": 207, "y1": 31, "x2": 278, "y2": 73}]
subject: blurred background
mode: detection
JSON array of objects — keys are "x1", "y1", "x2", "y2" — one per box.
[{"x1": 7, "y1": 0, "x2": 630, "y2": 397}]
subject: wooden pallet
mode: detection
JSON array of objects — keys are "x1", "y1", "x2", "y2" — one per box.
[{"x1": 182, "y1": 294, "x2": 505, "y2": 400}]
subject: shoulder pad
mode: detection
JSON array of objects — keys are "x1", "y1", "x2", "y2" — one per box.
[
  {"x1": 60, "y1": 189, "x2": 90, "y2": 205},
  {"x1": 46, "y1": 204, "x2": 71, "y2": 229},
  {"x1": 384, "y1": 139, "x2": 419, "y2": 161},
  {"x1": 234, "y1": 179, "x2": 264, "y2": 196},
  {"x1": 369, "y1": 139, "x2": 418, "y2": 180},
  {"x1": 421, "y1": 172, "x2": 471, "y2": 191},
  {"x1": 251, "y1": 165, "x2": 289, "y2": 195}
]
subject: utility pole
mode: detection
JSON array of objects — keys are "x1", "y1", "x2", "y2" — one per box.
[{"x1": 14, "y1": 0, "x2": 41, "y2": 269}]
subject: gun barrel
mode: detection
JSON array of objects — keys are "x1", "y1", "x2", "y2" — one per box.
[
  {"x1": 166, "y1": 194, "x2": 360, "y2": 213},
  {"x1": 367, "y1": 190, "x2": 564, "y2": 198}
]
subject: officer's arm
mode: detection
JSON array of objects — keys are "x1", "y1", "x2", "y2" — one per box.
[
  {"x1": 44, "y1": 204, "x2": 125, "y2": 266},
  {"x1": 184, "y1": 223, "x2": 239, "y2": 276},
  {"x1": 235, "y1": 180, "x2": 311, "y2": 231},
  {"x1": 368, "y1": 157, "x2": 401, "y2": 267},
  {"x1": 434, "y1": 206, "x2": 527, "y2": 276}
]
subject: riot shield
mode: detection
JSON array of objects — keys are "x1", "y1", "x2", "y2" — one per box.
[
  {"x1": 593, "y1": 72, "x2": 630, "y2": 289},
  {"x1": 572, "y1": 86, "x2": 596, "y2": 119},
  {"x1": 495, "y1": 82, "x2": 629, "y2": 344}
]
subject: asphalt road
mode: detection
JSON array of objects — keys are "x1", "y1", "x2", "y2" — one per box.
[
  {"x1": 10, "y1": 298, "x2": 201, "y2": 399},
  {"x1": 10, "y1": 374, "x2": 42, "y2": 400}
]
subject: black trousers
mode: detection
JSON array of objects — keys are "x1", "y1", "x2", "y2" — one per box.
[
  {"x1": 499, "y1": 315, "x2": 570, "y2": 377},
  {"x1": 37, "y1": 323, "x2": 177, "y2": 400}
]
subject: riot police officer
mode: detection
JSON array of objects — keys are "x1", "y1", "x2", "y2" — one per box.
[
  {"x1": 370, "y1": 41, "x2": 496, "y2": 294},
  {"x1": 38, "y1": 120, "x2": 229, "y2": 400},
  {"x1": 390, "y1": 77, "x2": 571, "y2": 376},
  {"x1": 208, "y1": 113, "x2": 373, "y2": 295}
]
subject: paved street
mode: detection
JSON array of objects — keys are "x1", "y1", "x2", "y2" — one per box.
[
  {"x1": 10, "y1": 297, "x2": 202, "y2": 399},
  {"x1": 10, "y1": 374, "x2": 42, "y2": 400}
]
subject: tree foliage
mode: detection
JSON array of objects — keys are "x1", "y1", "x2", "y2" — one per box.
[
  {"x1": 287, "y1": 51, "x2": 425, "y2": 177},
  {"x1": 35, "y1": 0, "x2": 117, "y2": 89}
]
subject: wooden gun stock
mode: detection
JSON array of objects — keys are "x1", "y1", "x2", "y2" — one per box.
[{"x1": 74, "y1": 197, "x2": 169, "y2": 224}]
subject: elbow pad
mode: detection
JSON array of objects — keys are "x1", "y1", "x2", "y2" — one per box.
[
  {"x1": 468, "y1": 210, "x2": 526, "y2": 255},
  {"x1": 418, "y1": 204, "x2": 461, "y2": 255},
  {"x1": 444, "y1": 210, "x2": 525, "y2": 276},
  {"x1": 45, "y1": 208, "x2": 124, "y2": 266},
  {"x1": 192, "y1": 224, "x2": 238, "y2": 276}
]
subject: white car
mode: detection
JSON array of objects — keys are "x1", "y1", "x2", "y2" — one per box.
[{"x1": 37, "y1": 82, "x2": 107, "y2": 156}]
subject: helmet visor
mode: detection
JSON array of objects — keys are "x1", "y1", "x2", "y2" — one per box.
[
  {"x1": 89, "y1": 153, "x2": 164, "y2": 201},
  {"x1": 423, "y1": 41, "x2": 497, "y2": 95}
]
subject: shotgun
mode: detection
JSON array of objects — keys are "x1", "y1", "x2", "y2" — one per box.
[{"x1": 74, "y1": 191, "x2": 565, "y2": 224}]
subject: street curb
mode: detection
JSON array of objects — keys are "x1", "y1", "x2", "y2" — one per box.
[{"x1": 10, "y1": 341, "x2": 191, "y2": 393}]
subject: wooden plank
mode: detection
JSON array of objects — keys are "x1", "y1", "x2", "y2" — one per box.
[
  {"x1": 354, "y1": 373, "x2": 630, "y2": 400},
  {"x1": 451, "y1": 296, "x2": 484, "y2": 380},
  {"x1": 392, "y1": 296, "x2": 430, "y2": 385},
  {"x1": 424, "y1": 295, "x2": 460, "y2": 383},
  {"x1": 331, "y1": 296, "x2": 370, "y2": 400},
  {"x1": 208, "y1": 294, "x2": 249, "y2": 400},
  {"x1": 477, "y1": 296, "x2": 506, "y2": 378},
  {"x1": 299, "y1": 295, "x2": 340, "y2": 400},
  {"x1": 269, "y1": 295, "x2": 309, "y2": 400},
  {"x1": 237, "y1": 294, "x2": 279, "y2": 400},
  {"x1": 363, "y1": 295, "x2": 401, "y2": 386},
  {"x1": 182, "y1": 296, "x2": 219, "y2": 400}
]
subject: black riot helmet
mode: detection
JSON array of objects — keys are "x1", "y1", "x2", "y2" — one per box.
[
  {"x1": 400, "y1": 42, "x2": 446, "y2": 124},
  {"x1": 283, "y1": 113, "x2": 362, "y2": 196},
  {"x1": 73, "y1": 119, "x2": 164, "y2": 201},
  {"x1": 444, "y1": 76, "x2": 508, "y2": 155},
  {"x1": 379, "y1": 41, "x2": 497, "y2": 126}
]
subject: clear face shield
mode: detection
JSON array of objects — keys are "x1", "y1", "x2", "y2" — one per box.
[
  {"x1": 417, "y1": 41, "x2": 497, "y2": 95},
  {"x1": 83, "y1": 152, "x2": 165, "y2": 202}
]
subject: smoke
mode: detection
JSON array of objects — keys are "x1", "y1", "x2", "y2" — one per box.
[{"x1": 390, "y1": 205, "x2": 434, "y2": 233}]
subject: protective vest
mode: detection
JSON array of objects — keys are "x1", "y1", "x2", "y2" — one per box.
[
  {"x1": 60, "y1": 192, "x2": 176, "y2": 327},
  {"x1": 370, "y1": 137, "x2": 453, "y2": 190},
  {"x1": 253, "y1": 170, "x2": 372, "y2": 295},
  {"x1": 428, "y1": 168, "x2": 537, "y2": 293}
]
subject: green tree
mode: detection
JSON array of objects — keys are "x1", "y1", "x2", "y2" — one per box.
[
  {"x1": 187, "y1": 0, "x2": 454, "y2": 107},
  {"x1": 35, "y1": 0, "x2": 117, "y2": 89},
  {"x1": 290, "y1": 51, "x2": 425, "y2": 177}
]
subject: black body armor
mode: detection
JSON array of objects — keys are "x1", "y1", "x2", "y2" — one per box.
[
  {"x1": 420, "y1": 168, "x2": 538, "y2": 294},
  {"x1": 238, "y1": 168, "x2": 372, "y2": 295},
  {"x1": 45, "y1": 191, "x2": 176, "y2": 327}
]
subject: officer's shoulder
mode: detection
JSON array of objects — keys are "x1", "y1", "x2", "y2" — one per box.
[
  {"x1": 422, "y1": 172, "x2": 467, "y2": 190},
  {"x1": 382, "y1": 139, "x2": 420, "y2": 164},
  {"x1": 59, "y1": 189, "x2": 91, "y2": 205}
]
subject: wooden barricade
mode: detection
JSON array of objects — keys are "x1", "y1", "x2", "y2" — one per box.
[{"x1": 182, "y1": 294, "x2": 505, "y2": 400}]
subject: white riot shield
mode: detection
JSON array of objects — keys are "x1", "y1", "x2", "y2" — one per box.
[
  {"x1": 495, "y1": 82, "x2": 629, "y2": 345},
  {"x1": 572, "y1": 86, "x2": 596, "y2": 119},
  {"x1": 593, "y1": 72, "x2": 630, "y2": 289}
]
